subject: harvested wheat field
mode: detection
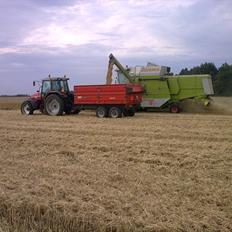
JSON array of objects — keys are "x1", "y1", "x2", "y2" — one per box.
[
  {"x1": 0, "y1": 109, "x2": 232, "y2": 232},
  {"x1": 0, "y1": 97, "x2": 27, "y2": 110}
]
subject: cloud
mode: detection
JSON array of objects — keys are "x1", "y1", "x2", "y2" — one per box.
[{"x1": 0, "y1": 0, "x2": 232, "y2": 94}]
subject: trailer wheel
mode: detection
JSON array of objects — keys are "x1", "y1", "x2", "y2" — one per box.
[
  {"x1": 96, "y1": 106, "x2": 107, "y2": 118},
  {"x1": 45, "y1": 94, "x2": 64, "y2": 116},
  {"x1": 72, "y1": 109, "x2": 80, "y2": 114},
  {"x1": 170, "y1": 104, "x2": 180, "y2": 113},
  {"x1": 123, "y1": 109, "x2": 129, "y2": 117},
  {"x1": 123, "y1": 108, "x2": 135, "y2": 117},
  {"x1": 128, "y1": 108, "x2": 135, "y2": 116},
  {"x1": 109, "y1": 107, "x2": 122, "y2": 118},
  {"x1": 21, "y1": 101, "x2": 33, "y2": 115}
]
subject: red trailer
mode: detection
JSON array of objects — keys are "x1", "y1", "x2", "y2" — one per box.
[
  {"x1": 74, "y1": 84, "x2": 142, "y2": 117},
  {"x1": 21, "y1": 77, "x2": 143, "y2": 118}
]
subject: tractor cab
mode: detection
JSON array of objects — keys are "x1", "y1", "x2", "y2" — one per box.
[{"x1": 34, "y1": 76, "x2": 70, "y2": 97}]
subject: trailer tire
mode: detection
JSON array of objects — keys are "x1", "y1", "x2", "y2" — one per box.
[
  {"x1": 96, "y1": 106, "x2": 107, "y2": 118},
  {"x1": 109, "y1": 107, "x2": 122, "y2": 118},
  {"x1": 123, "y1": 109, "x2": 129, "y2": 117},
  {"x1": 123, "y1": 108, "x2": 135, "y2": 117},
  {"x1": 128, "y1": 108, "x2": 135, "y2": 116},
  {"x1": 72, "y1": 109, "x2": 80, "y2": 114},
  {"x1": 45, "y1": 94, "x2": 64, "y2": 116},
  {"x1": 169, "y1": 104, "x2": 180, "y2": 113},
  {"x1": 21, "y1": 101, "x2": 33, "y2": 115}
]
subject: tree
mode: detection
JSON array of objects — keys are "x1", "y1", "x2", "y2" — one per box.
[{"x1": 214, "y1": 63, "x2": 232, "y2": 96}]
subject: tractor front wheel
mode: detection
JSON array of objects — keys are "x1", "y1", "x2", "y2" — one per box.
[
  {"x1": 21, "y1": 101, "x2": 33, "y2": 115},
  {"x1": 45, "y1": 94, "x2": 64, "y2": 116}
]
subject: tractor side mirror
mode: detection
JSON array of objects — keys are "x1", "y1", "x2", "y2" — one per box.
[{"x1": 33, "y1": 81, "x2": 35, "y2": 86}]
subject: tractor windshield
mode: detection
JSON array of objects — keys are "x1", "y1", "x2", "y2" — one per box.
[{"x1": 41, "y1": 81, "x2": 51, "y2": 95}]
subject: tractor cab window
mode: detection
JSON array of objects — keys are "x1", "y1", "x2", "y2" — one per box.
[
  {"x1": 51, "y1": 80, "x2": 69, "y2": 92},
  {"x1": 41, "y1": 81, "x2": 51, "y2": 95},
  {"x1": 63, "y1": 80, "x2": 69, "y2": 92},
  {"x1": 52, "y1": 80, "x2": 63, "y2": 92}
]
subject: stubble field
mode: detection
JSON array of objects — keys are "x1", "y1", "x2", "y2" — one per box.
[{"x1": 0, "y1": 98, "x2": 232, "y2": 231}]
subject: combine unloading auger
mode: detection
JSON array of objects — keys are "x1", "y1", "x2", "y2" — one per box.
[{"x1": 105, "y1": 53, "x2": 132, "y2": 84}]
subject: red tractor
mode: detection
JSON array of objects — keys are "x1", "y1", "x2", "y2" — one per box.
[
  {"x1": 21, "y1": 76, "x2": 142, "y2": 118},
  {"x1": 21, "y1": 76, "x2": 74, "y2": 116}
]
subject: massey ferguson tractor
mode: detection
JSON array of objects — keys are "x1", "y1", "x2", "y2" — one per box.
[{"x1": 21, "y1": 76, "x2": 142, "y2": 118}]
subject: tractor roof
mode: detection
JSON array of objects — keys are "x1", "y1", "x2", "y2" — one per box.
[{"x1": 42, "y1": 77, "x2": 69, "y2": 81}]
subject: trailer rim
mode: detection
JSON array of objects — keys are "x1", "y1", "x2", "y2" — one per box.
[
  {"x1": 109, "y1": 107, "x2": 122, "y2": 118},
  {"x1": 96, "y1": 106, "x2": 107, "y2": 118}
]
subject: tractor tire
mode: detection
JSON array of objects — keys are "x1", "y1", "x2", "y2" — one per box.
[
  {"x1": 169, "y1": 104, "x2": 180, "y2": 113},
  {"x1": 96, "y1": 106, "x2": 107, "y2": 118},
  {"x1": 109, "y1": 107, "x2": 122, "y2": 118},
  {"x1": 45, "y1": 94, "x2": 64, "y2": 116},
  {"x1": 21, "y1": 101, "x2": 33, "y2": 115}
]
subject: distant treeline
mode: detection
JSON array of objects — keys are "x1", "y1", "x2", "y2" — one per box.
[
  {"x1": 0, "y1": 94, "x2": 29, "y2": 97},
  {"x1": 179, "y1": 63, "x2": 232, "y2": 96}
]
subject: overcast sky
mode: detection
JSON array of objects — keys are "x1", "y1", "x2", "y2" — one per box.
[{"x1": 0, "y1": 0, "x2": 231, "y2": 94}]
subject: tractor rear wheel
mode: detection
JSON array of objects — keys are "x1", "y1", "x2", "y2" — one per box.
[
  {"x1": 45, "y1": 94, "x2": 64, "y2": 116},
  {"x1": 21, "y1": 101, "x2": 33, "y2": 115},
  {"x1": 109, "y1": 107, "x2": 122, "y2": 118},
  {"x1": 169, "y1": 104, "x2": 180, "y2": 113},
  {"x1": 96, "y1": 106, "x2": 107, "y2": 118}
]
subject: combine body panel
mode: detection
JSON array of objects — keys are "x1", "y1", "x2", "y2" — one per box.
[
  {"x1": 168, "y1": 75, "x2": 214, "y2": 101},
  {"x1": 129, "y1": 74, "x2": 214, "y2": 109}
]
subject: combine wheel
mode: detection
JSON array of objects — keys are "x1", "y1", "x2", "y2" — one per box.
[
  {"x1": 109, "y1": 107, "x2": 122, "y2": 118},
  {"x1": 21, "y1": 101, "x2": 33, "y2": 115},
  {"x1": 169, "y1": 104, "x2": 180, "y2": 113},
  {"x1": 96, "y1": 106, "x2": 107, "y2": 118},
  {"x1": 45, "y1": 94, "x2": 64, "y2": 116}
]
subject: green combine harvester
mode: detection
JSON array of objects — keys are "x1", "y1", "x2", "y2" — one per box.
[{"x1": 106, "y1": 54, "x2": 214, "y2": 113}]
